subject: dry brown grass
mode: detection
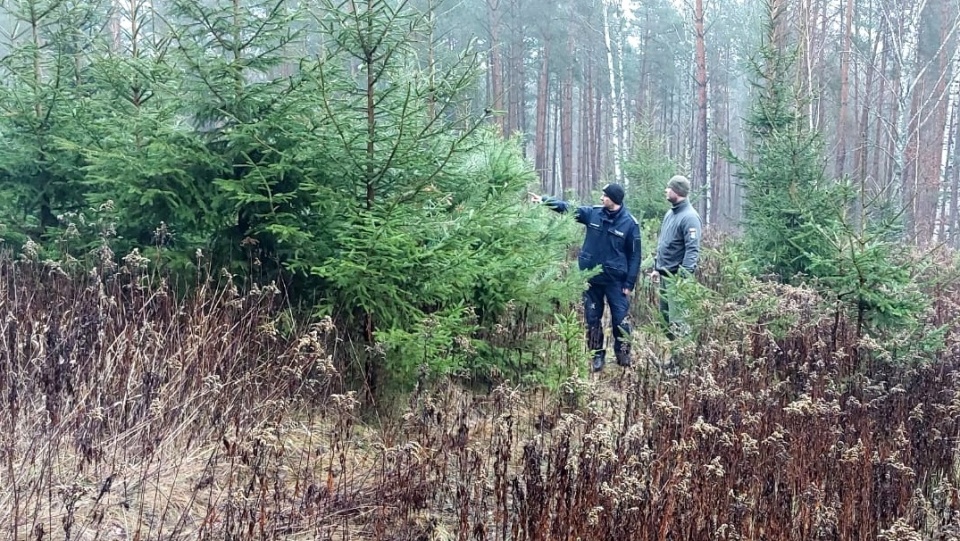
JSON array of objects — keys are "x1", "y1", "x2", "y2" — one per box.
[{"x1": 4, "y1": 247, "x2": 960, "y2": 540}]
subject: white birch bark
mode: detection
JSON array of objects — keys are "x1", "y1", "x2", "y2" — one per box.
[
  {"x1": 938, "y1": 48, "x2": 960, "y2": 237},
  {"x1": 602, "y1": 0, "x2": 624, "y2": 186},
  {"x1": 885, "y1": 0, "x2": 960, "y2": 202},
  {"x1": 616, "y1": 8, "x2": 628, "y2": 177}
]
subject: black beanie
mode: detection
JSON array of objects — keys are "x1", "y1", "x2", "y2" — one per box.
[{"x1": 602, "y1": 183, "x2": 625, "y2": 205}]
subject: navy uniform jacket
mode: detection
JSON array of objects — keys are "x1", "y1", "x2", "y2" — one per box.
[{"x1": 541, "y1": 196, "x2": 641, "y2": 289}]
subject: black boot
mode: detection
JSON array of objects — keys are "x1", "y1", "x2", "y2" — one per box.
[
  {"x1": 591, "y1": 351, "x2": 606, "y2": 373},
  {"x1": 616, "y1": 351, "x2": 632, "y2": 367},
  {"x1": 587, "y1": 326, "x2": 605, "y2": 373}
]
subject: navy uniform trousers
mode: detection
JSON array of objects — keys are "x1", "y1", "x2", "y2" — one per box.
[{"x1": 584, "y1": 280, "x2": 631, "y2": 360}]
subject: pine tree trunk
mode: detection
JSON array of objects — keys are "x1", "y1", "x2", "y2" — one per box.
[
  {"x1": 835, "y1": 0, "x2": 854, "y2": 178},
  {"x1": 919, "y1": 95, "x2": 945, "y2": 241},
  {"x1": 710, "y1": 43, "x2": 728, "y2": 228},
  {"x1": 918, "y1": 0, "x2": 957, "y2": 244},
  {"x1": 561, "y1": 35, "x2": 574, "y2": 194},
  {"x1": 579, "y1": 65, "x2": 593, "y2": 199},
  {"x1": 694, "y1": 0, "x2": 708, "y2": 220},
  {"x1": 903, "y1": 86, "x2": 921, "y2": 242},
  {"x1": 855, "y1": 13, "x2": 880, "y2": 187},
  {"x1": 798, "y1": 0, "x2": 814, "y2": 107},
  {"x1": 594, "y1": 93, "x2": 603, "y2": 190},
  {"x1": 535, "y1": 46, "x2": 550, "y2": 190},
  {"x1": 637, "y1": 11, "x2": 651, "y2": 127},
  {"x1": 506, "y1": 0, "x2": 524, "y2": 138},
  {"x1": 552, "y1": 98, "x2": 562, "y2": 193},
  {"x1": 487, "y1": 0, "x2": 505, "y2": 136}
]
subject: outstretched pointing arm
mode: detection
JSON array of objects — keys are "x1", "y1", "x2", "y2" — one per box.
[{"x1": 529, "y1": 192, "x2": 588, "y2": 223}]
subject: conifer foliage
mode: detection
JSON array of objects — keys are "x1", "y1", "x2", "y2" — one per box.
[
  {"x1": 0, "y1": 0, "x2": 584, "y2": 389},
  {"x1": 729, "y1": 6, "x2": 844, "y2": 282},
  {"x1": 730, "y1": 1, "x2": 930, "y2": 344},
  {"x1": 0, "y1": 0, "x2": 105, "y2": 240}
]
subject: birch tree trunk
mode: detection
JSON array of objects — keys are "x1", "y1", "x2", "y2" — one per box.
[
  {"x1": 813, "y1": 0, "x2": 829, "y2": 130},
  {"x1": 889, "y1": 0, "x2": 923, "y2": 240},
  {"x1": 615, "y1": 4, "x2": 628, "y2": 175},
  {"x1": 798, "y1": 0, "x2": 826, "y2": 128},
  {"x1": 948, "y1": 55, "x2": 960, "y2": 245},
  {"x1": 886, "y1": 0, "x2": 960, "y2": 242},
  {"x1": 602, "y1": 0, "x2": 623, "y2": 186},
  {"x1": 941, "y1": 69, "x2": 959, "y2": 241}
]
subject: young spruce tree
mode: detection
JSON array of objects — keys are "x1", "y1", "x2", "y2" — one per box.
[
  {"x1": 197, "y1": 0, "x2": 584, "y2": 392},
  {"x1": 733, "y1": 1, "x2": 931, "y2": 351},
  {"x1": 730, "y1": 4, "x2": 844, "y2": 282},
  {"x1": 0, "y1": 0, "x2": 105, "y2": 243},
  {"x1": 77, "y1": 0, "x2": 222, "y2": 259},
  {"x1": 299, "y1": 0, "x2": 583, "y2": 391},
  {"x1": 167, "y1": 0, "x2": 312, "y2": 272}
]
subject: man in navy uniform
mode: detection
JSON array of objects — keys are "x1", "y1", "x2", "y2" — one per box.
[{"x1": 531, "y1": 184, "x2": 641, "y2": 372}]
